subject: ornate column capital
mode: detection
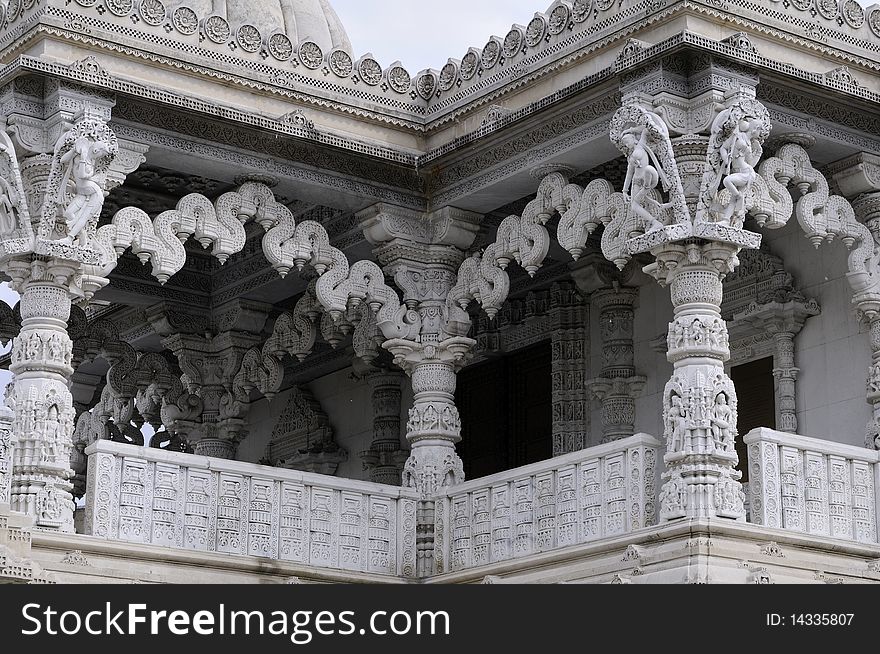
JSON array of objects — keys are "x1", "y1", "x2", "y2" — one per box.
[
  {"x1": 359, "y1": 203, "x2": 482, "y2": 343},
  {"x1": 384, "y1": 337, "x2": 475, "y2": 377},
  {"x1": 828, "y1": 152, "x2": 880, "y2": 200},
  {"x1": 358, "y1": 203, "x2": 482, "y2": 251},
  {"x1": 736, "y1": 298, "x2": 820, "y2": 337},
  {"x1": 569, "y1": 253, "x2": 643, "y2": 297}
]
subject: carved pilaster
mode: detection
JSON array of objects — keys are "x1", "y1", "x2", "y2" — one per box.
[
  {"x1": 6, "y1": 260, "x2": 78, "y2": 532},
  {"x1": 0, "y1": 407, "x2": 12, "y2": 505},
  {"x1": 149, "y1": 300, "x2": 270, "y2": 459},
  {"x1": 549, "y1": 282, "x2": 590, "y2": 454},
  {"x1": 589, "y1": 287, "x2": 646, "y2": 444},
  {"x1": 651, "y1": 241, "x2": 747, "y2": 521},
  {"x1": 828, "y1": 155, "x2": 880, "y2": 449},
  {"x1": 385, "y1": 338, "x2": 474, "y2": 498},
  {"x1": 736, "y1": 302, "x2": 818, "y2": 433},
  {"x1": 361, "y1": 369, "x2": 408, "y2": 485}
]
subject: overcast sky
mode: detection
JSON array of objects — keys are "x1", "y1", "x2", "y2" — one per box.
[{"x1": 333, "y1": 0, "x2": 546, "y2": 73}]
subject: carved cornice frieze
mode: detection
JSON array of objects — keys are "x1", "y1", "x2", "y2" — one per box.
[{"x1": 112, "y1": 98, "x2": 425, "y2": 196}]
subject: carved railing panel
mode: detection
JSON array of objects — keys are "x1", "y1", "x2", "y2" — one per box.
[
  {"x1": 83, "y1": 440, "x2": 418, "y2": 577},
  {"x1": 432, "y1": 434, "x2": 659, "y2": 574},
  {"x1": 745, "y1": 428, "x2": 879, "y2": 544}
]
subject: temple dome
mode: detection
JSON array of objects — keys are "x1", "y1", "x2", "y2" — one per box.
[{"x1": 185, "y1": 0, "x2": 352, "y2": 53}]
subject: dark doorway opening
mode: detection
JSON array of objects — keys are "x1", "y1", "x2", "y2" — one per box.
[
  {"x1": 730, "y1": 356, "x2": 777, "y2": 482},
  {"x1": 456, "y1": 341, "x2": 553, "y2": 480}
]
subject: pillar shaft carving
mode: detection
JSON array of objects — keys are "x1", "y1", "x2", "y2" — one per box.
[
  {"x1": 0, "y1": 407, "x2": 13, "y2": 505},
  {"x1": 385, "y1": 338, "x2": 473, "y2": 497},
  {"x1": 7, "y1": 262, "x2": 79, "y2": 531},
  {"x1": 589, "y1": 287, "x2": 646, "y2": 444},
  {"x1": 358, "y1": 203, "x2": 481, "y2": 496},
  {"x1": 361, "y1": 370, "x2": 408, "y2": 485},
  {"x1": 652, "y1": 243, "x2": 746, "y2": 521},
  {"x1": 550, "y1": 282, "x2": 590, "y2": 454}
]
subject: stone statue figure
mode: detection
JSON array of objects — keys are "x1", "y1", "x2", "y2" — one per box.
[
  {"x1": 57, "y1": 136, "x2": 113, "y2": 245},
  {"x1": 620, "y1": 116, "x2": 673, "y2": 233},
  {"x1": 700, "y1": 100, "x2": 769, "y2": 227},
  {"x1": 666, "y1": 394, "x2": 689, "y2": 453},
  {"x1": 716, "y1": 113, "x2": 762, "y2": 225},
  {"x1": 709, "y1": 392, "x2": 734, "y2": 452},
  {"x1": 43, "y1": 405, "x2": 61, "y2": 463},
  {"x1": 47, "y1": 333, "x2": 64, "y2": 362},
  {"x1": 0, "y1": 174, "x2": 20, "y2": 235},
  {"x1": 41, "y1": 492, "x2": 60, "y2": 521}
]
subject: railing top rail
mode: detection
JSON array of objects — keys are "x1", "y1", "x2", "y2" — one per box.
[
  {"x1": 85, "y1": 440, "x2": 421, "y2": 500},
  {"x1": 743, "y1": 428, "x2": 880, "y2": 463},
  {"x1": 441, "y1": 433, "x2": 661, "y2": 497}
]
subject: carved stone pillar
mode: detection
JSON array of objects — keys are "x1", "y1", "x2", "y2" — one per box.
[
  {"x1": 772, "y1": 331, "x2": 797, "y2": 433},
  {"x1": 829, "y1": 155, "x2": 880, "y2": 449},
  {"x1": 361, "y1": 369, "x2": 408, "y2": 485},
  {"x1": 651, "y1": 241, "x2": 747, "y2": 521},
  {"x1": 861, "y1": 300, "x2": 880, "y2": 450},
  {"x1": 0, "y1": 407, "x2": 13, "y2": 505},
  {"x1": 6, "y1": 260, "x2": 79, "y2": 531},
  {"x1": 855, "y1": 189, "x2": 880, "y2": 450},
  {"x1": 589, "y1": 287, "x2": 646, "y2": 444},
  {"x1": 358, "y1": 203, "x2": 481, "y2": 492},
  {"x1": 385, "y1": 339, "x2": 473, "y2": 496},
  {"x1": 548, "y1": 282, "x2": 590, "y2": 454},
  {"x1": 738, "y1": 303, "x2": 817, "y2": 433},
  {"x1": 148, "y1": 300, "x2": 270, "y2": 459}
]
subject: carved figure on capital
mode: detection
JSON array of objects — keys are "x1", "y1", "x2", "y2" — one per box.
[
  {"x1": 710, "y1": 393, "x2": 735, "y2": 454},
  {"x1": 699, "y1": 97, "x2": 770, "y2": 227},
  {"x1": 44, "y1": 114, "x2": 119, "y2": 246},
  {"x1": 866, "y1": 362, "x2": 880, "y2": 396},
  {"x1": 659, "y1": 473, "x2": 687, "y2": 519},
  {"x1": 0, "y1": 128, "x2": 31, "y2": 242},
  {"x1": 0, "y1": 174, "x2": 21, "y2": 236},
  {"x1": 611, "y1": 105, "x2": 688, "y2": 232}
]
